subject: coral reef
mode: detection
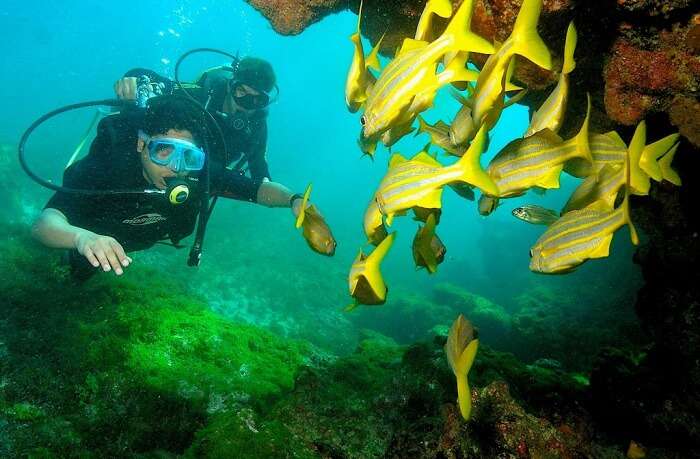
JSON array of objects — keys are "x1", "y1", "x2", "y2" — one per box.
[{"x1": 244, "y1": 0, "x2": 699, "y2": 147}]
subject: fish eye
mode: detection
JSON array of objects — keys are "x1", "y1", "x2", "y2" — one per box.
[{"x1": 360, "y1": 116, "x2": 366, "y2": 126}]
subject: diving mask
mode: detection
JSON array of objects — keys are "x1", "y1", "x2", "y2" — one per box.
[
  {"x1": 138, "y1": 130, "x2": 206, "y2": 172},
  {"x1": 230, "y1": 81, "x2": 277, "y2": 110}
]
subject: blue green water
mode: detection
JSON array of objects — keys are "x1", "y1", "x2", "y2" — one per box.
[{"x1": 1, "y1": 0, "x2": 641, "y2": 355}]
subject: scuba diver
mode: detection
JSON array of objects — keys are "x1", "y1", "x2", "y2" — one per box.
[
  {"x1": 113, "y1": 56, "x2": 277, "y2": 182},
  {"x1": 31, "y1": 95, "x2": 324, "y2": 280}
]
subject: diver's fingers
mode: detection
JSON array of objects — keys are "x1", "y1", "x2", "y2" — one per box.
[
  {"x1": 103, "y1": 247, "x2": 123, "y2": 275},
  {"x1": 91, "y1": 249, "x2": 112, "y2": 272},
  {"x1": 110, "y1": 240, "x2": 130, "y2": 268},
  {"x1": 82, "y1": 248, "x2": 100, "y2": 268}
]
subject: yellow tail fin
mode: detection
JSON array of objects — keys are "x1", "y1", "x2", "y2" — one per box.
[
  {"x1": 454, "y1": 124, "x2": 498, "y2": 196},
  {"x1": 562, "y1": 21, "x2": 577, "y2": 74},
  {"x1": 628, "y1": 120, "x2": 651, "y2": 195},
  {"x1": 443, "y1": 0, "x2": 494, "y2": 55},
  {"x1": 639, "y1": 132, "x2": 679, "y2": 181},
  {"x1": 658, "y1": 142, "x2": 681, "y2": 186},
  {"x1": 562, "y1": 93, "x2": 592, "y2": 163},
  {"x1": 510, "y1": 0, "x2": 552, "y2": 70}
]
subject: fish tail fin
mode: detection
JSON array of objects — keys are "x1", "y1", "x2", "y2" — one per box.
[
  {"x1": 415, "y1": 115, "x2": 429, "y2": 136},
  {"x1": 640, "y1": 132, "x2": 680, "y2": 181},
  {"x1": 294, "y1": 184, "x2": 312, "y2": 228},
  {"x1": 343, "y1": 301, "x2": 359, "y2": 313},
  {"x1": 562, "y1": 21, "x2": 577, "y2": 74},
  {"x1": 658, "y1": 142, "x2": 681, "y2": 186},
  {"x1": 455, "y1": 339, "x2": 479, "y2": 420},
  {"x1": 365, "y1": 33, "x2": 385, "y2": 72},
  {"x1": 510, "y1": 0, "x2": 552, "y2": 70},
  {"x1": 441, "y1": 55, "x2": 480, "y2": 84},
  {"x1": 623, "y1": 123, "x2": 641, "y2": 245},
  {"x1": 444, "y1": 0, "x2": 494, "y2": 55},
  {"x1": 454, "y1": 124, "x2": 499, "y2": 196}
]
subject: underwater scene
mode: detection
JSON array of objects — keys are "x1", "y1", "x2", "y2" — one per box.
[{"x1": 1, "y1": 0, "x2": 699, "y2": 457}]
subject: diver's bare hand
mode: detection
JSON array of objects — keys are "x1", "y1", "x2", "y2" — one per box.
[
  {"x1": 74, "y1": 230, "x2": 132, "y2": 275},
  {"x1": 113, "y1": 77, "x2": 137, "y2": 100}
]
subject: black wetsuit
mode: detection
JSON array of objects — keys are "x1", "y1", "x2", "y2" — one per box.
[
  {"x1": 124, "y1": 68, "x2": 271, "y2": 181},
  {"x1": 45, "y1": 109, "x2": 261, "y2": 278}
]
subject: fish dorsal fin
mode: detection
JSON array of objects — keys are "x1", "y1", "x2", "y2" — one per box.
[
  {"x1": 397, "y1": 37, "x2": 429, "y2": 57},
  {"x1": 412, "y1": 150, "x2": 442, "y2": 167},
  {"x1": 388, "y1": 153, "x2": 408, "y2": 169},
  {"x1": 434, "y1": 120, "x2": 451, "y2": 132}
]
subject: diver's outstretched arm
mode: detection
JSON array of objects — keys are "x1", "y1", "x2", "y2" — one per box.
[{"x1": 32, "y1": 208, "x2": 131, "y2": 275}]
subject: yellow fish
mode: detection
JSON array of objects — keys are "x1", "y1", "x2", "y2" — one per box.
[
  {"x1": 363, "y1": 199, "x2": 388, "y2": 246},
  {"x1": 487, "y1": 94, "x2": 592, "y2": 198},
  {"x1": 415, "y1": 115, "x2": 462, "y2": 156},
  {"x1": 525, "y1": 21, "x2": 577, "y2": 137},
  {"x1": 529, "y1": 121, "x2": 643, "y2": 274},
  {"x1": 564, "y1": 130, "x2": 627, "y2": 178},
  {"x1": 470, "y1": 0, "x2": 552, "y2": 136},
  {"x1": 347, "y1": 231, "x2": 396, "y2": 308},
  {"x1": 444, "y1": 314, "x2": 479, "y2": 421},
  {"x1": 562, "y1": 163, "x2": 623, "y2": 214},
  {"x1": 414, "y1": 0, "x2": 453, "y2": 42},
  {"x1": 374, "y1": 125, "x2": 498, "y2": 224},
  {"x1": 412, "y1": 213, "x2": 446, "y2": 273},
  {"x1": 361, "y1": 0, "x2": 492, "y2": 139},
  {"x1": 345, "y1": 0, "x2": 384, "y2": 113}
]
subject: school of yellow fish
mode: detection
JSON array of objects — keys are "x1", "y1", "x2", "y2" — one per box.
[
  {"x1": 342, "y1": 0, "x2": 683, "y2": 420},
  {"x1": 344, "y1": 0, "x2": 683, "y2": 310}
]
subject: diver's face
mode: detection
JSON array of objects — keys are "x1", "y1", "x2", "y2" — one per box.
[
  {"x1": 137, "y1": 128, "x2": 195, "y2": 190},
  {"x1": 226, "y1": 83, "x2": 262, "y2": 114}
]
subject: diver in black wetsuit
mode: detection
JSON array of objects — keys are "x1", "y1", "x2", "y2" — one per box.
[
  {"x1": 31, "y1": 95, "x2": 318, "y2": 279},
  {"x1": 113, "y1": 56, "x2": 277, "y2": 182}
]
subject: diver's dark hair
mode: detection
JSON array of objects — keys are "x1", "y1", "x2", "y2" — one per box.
[
  {"x1": 143, "y1": 95, "x2": 206, "y2": 145},
  {"x1": 234, "y1": 57, "x2": 276, "y2": 93}
]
